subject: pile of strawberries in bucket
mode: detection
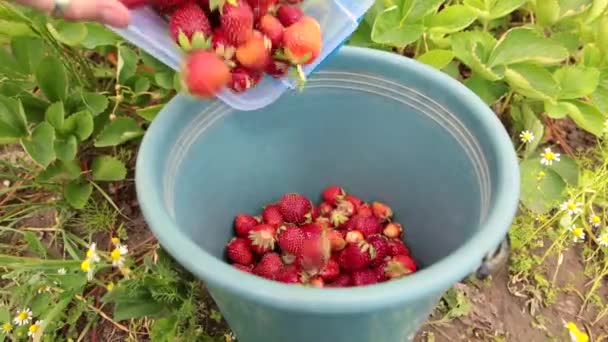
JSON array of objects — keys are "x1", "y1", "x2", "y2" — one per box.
[
  {"x1": 122, "y1": 0, "x2": 322, "y2": 97},
  {"x1": 225, "y1": 186, "x2": 418, "y2": 288}
]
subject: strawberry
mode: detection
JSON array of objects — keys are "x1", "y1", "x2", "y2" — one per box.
[
  {"x1": 236, "y1": 30, "x2": 271, "y2": 70},
  {"x1": 345, "y1": 230, "x2": 364, "y2": 244},
  {"x1": 356, "y1": 203, "x2": 373, "y2": 217},
  {"x1": 345, "y1": 195, "x2": 363, "y2": 209},
  {"x1": 315, "y1": 217, "x2": 331, "y2": 231},
  {"x1": 152, "y1": 0, "x2": 189, "y2": 13},
  {"x1": 322, "y1": 185, "x2": 345, "y2": 205},
  {"x1": 212, "y1": 28, "x2": 237, "y2": 62},
  {"x1": 387, "y1": 239, "x2": 411, "y2": 257},
  {"x1": 330, "y1": 209, "x2": 349, "y2": 227},
  {"x1": 198, "y1": 0, "x2": 210, "y2": 10},
  {"x1": 372, "y1": 201, "x2": 393, "y2": 222},
  {"x1": 233, "y1": 263, "x2": 254, "y2": 273},
  {"x1": 258, "y1": 14, "x2": 284, "y2": 48},
  {"x1": 262, "y1": 204, "x2": 284, "y2": 226},
  {"x1": 254, "y1": 252, "x2": 283, "y2": 279},
  {"x1": 328, "y1": 229, "x2": 346, "y2": 251},
  {"x1": 319, "y1": 258, "x2": 340, "y2": 281},
  {"x1": 276, "y1": 5, "x2": 303, "y2": 27},
  {"x1": 352, "y1": 269, "x2": 378, "y2": 286},
  {"x1": 276, "y1": 264, "x2": 302, "y2": 283},
  {"x1": 383, "y1": 222, "x2": 403, "y2": 239},
  {"x1": 327, "y1": 273, "x2": 351, "y2": 287},
  {"x1": 120, "y1": 0, "x2": 149, "y2": 8},
  {"x1": 337, "y1": 242, "x2": 375, "y2": 272},
  {"x1": 349, "y1": 215, "x2": 382, "y2": 237},
  {"x1": 181, "y1": 50, "x2": 230, "y2": 98},
  {"x1": 311, "y1": 205, "x2": 320, "y2": 220},
  {"x1": 298, "y1": 233, "x2": 330, "y2": 272},
  {"x1": 277, "y1": 225, "x2": 304, "y2": 255},
  {"x1": 278, "y1": 193, "x2": 313, "y2": 224},
  {"x1": 234, "y1": 213, "x2": 259, "y2": 238},
  {"x1": 220, "y1": 0, "x2": 254, "y2": 46},
  {"x1": 374, "y1": 262, "x2": 388, "y2": 282},
  {"x1": 169, "y1": 2, "x2": 212, "y2": 43},
  {"x1": 226, "y1": 237, "x2": 254, "y2": 265},
  {"x1": 248, "y1": 223, "x2": 277, "y2": 254},
  {"x1": 367, "y1": 235, "x2": 389, "y2": 267},
  {"x1": 300, "y1": 222, "x2": 322, "y2": 239},
  {"x1": 384, "y1": 255, "x2": 417, "y2": 279},
  {"x1": 283, "y1": 0, "x2": 302, "y2": 4},
  {"x1": 265, "y1": 59, "x2": 290, "y2": 78},
  {"x1": 336, "y1": 200, "x2": 355, "y2": 217},
  {"x1": 229, "y1": 67, "x2": 262, "y2": 93},
  {"x1": 247, "y1": 0, "x2": 277, "y2": 21},
  {"x1": 318, "y1": 202, "x2": 334, "y2": 217},
  {"x1": 308, "y1": 276, "x2": 325, "y2": 288}
]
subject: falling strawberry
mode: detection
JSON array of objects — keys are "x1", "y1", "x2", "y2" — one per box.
[
  {"x1": 278, "y1": 192, "x2": 313, "y2": 224},
  {"x1": 300, "y1": 222, "x2": 322, "y2": 239},
  {"x1": 314, "y1": 217, "x2": 331, "y2": 231},
  {"x1": 322, "y1": 185, "x2": 345, "y2": 205},
  {"x1": 383, "y1": 255, "x2": 417, "y2": 279},
  {"x1": 337, "y1": 241, "x2": 375, "y2": 272},
  {"x1": 276, "y1": 4, "x2": 303, "y2": 27},
  {"x1": 372, "y1": 201, "x2": 393, "y2": 222},
  {"x1": 169, "y1": 2, "x2": 212, "y2": 44},
  {"x1": 351, "y1": 269, "x2": 378, "y2": 286},
  {"x1": 226, "y1": 237, "x2": 254, "y2": 265},
  {"x1": 248, "y1": 223, "x2": 277, "y2": 254},
  {"x1": 262, "y1": 204, "x2": 284, "y2": 226},
  {"x1": 387, "y1": 239, "x2": 411, "y2": 257},
  {"x1": 234, "y1": 213, "x2": 259, "y2": 238},
  {"x1": 383, "y1": 222, "x2": 403, "y2": 239},
  {"x1": 236, "y1": 30, "x2": 272, "y2": 70},
  {"x1": 258, "y1": 14, "x2": 284, "y2": 49},
  {"x1": 277, "y1": 225, "x2": 304, "y2": 255},
  {"x1": 181, "y1": 50, "x2": 231, "y2": 98},
  {"x1": 219, "y1": 0, "x2": 254, "y2": 46},
  {"x1": 254, "y1": 252, "x2": 283, "y2": 279},
  {"x1": 229, "y1": 67, "x2": 262, "y2": 93}
]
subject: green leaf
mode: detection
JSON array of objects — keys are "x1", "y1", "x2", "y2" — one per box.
[
  {"x1": 94, "y1": 117, "x2": 144, "y2": 147},
  {"x1": 54, "y1": 135, "x2": 77, "y2": 161},
  {"x1": 91, "y1": 156, "x2": 127, "y2": 181},
  {"x1": 450, "y1": 31, "x2": 501, "y2": 81},
  {"x1": 64, "y1": 180, "x2": 92, "y2": 209},
  {"x1": 426, "y1": 5, "x2": 477, "y2": 34},
  {"x1": 416, "y1": 49, "x2": 454, "y2": 69},
  {"x1": 23, "y1": 231, "x2": 49, "y2": 258},
  {"x1": 554, "y1": 66, "x2": 600, "y2": 99},
  {"x1": 559, "y1": 0, "x2": 592, "y2": 17},
  {"x1": 597, "y1": 16, "x2": 608, "y2": 57},
  {"x1": 544, "y1": 101, "x2": 572, "y2": 119},
  {"x1": 81, "y1": 91, "x2": 109, "y2": 116},
  {"x1": 464, "y1": 0, "x2": 528, "y2": 20},
  {"x1": 504, "y1": 63, "x2": 559, "y2": 101},
  {"x1": 0, "y1": 95, "x2": 28, "y2": 140},
  {"x1": 10, "y1": 36, "x2": 45, "y2": 74},
  {"x1": 488, "y1": 28, "x2": 569, "y2": 67},
  {"x1": 592, "y1": 69, "x2": 608, "y2": 112},
  {"x1": 519, "y1": 103, "x2": 544, "y2": 157},
  {"x1": 150, "y1": 314, "x2": 179, "y2": 342},
  {"x1": 550, "y1": 154, "x2": 579, "y2": 185},
  {"x1": 137, "y1": 104, "x2": 163, "y2": 122},
  {"x1": 21, "y1": 122, "x2": 55, "y2": 168},
  {"x1": 372, "y1": 5, "x2": 424, "y2": 47},
  {"x1": 408, "y1": 0, "x2": 445, "y2": 20},
  {"x1": 117, "y1": 45, "x2": 138, "y2": 84},
  {"x1": 154, "y1": 71, "x2": 176, "y2": 89},
  {"x1": 463, "y1": 75, "x2": 508, "y2": 105},
  {"x1": 37, "y1": 160, "x2": 80, "y2": 182},
  {"x1": 0, "y1": 307, "x2": 9, "y2": 322},
  {"x1": 47, "y1": 21, "x2": 88, "y2": 46},
  {"x1": 114, "y1": 301, "x2": 167, "y2": 321},
  {"x1": 35, "y1": 56, "x2": 68, "y2": 102},
  {"x1": 80, "y1": 23, "x2": 120, "y2": 48},
  {"x1": 535, "y1": 0, "x2": 561, "y2": 26},
  {"x1": 134, "y1": 77, "x2": 151, "y2": 94},
  {"x1": 551, "y1": 32, "x2": 580, "y2": 54},
  {"x1": 45, "y1": 101, "x2": 64, "y2": 129},
  {"x1": 520, "y1": 158, "x2": 566, "y2": 214},
  {"x1": 140, "y1": 51, "x2": 172, "y2": 73},
  {"x1": 581, "y1": 44, "x2": 601, "y2": 67},
  {"x1": 63, "y1": 110, "x2": 93, "y2": 141},
  {"x1": 587, "y1": 0, "x2": 608, "y2": 23},
  {"x1": 565, "y1": 100, "x2": 606, "y2": 136}
]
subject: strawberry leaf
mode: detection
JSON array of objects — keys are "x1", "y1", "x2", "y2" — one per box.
[
  {"x1": 190, "y1": 32, "x2": 211, "y2": 50},
  {"x1": 177, "y1": 30, "x2": 192, "y2": 52}
]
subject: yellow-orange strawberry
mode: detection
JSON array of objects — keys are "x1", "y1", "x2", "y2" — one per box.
[
  {"x1": 181, "y1": 50, "x2": 230, "y2": 98},
  {"x1": 282, "y1": 16, "x2": 322, "y2": 65},
  {"x1": 236, "y1": 30, "x2": 272, "y2": 71}
]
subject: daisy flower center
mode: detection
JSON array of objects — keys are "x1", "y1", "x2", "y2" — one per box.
[{"x1": 111, "y1": 248, "x2": 122, "y2": 261}]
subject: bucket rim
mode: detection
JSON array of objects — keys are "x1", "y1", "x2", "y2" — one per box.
[{"x1": 135, "y1": 46, "x2": 520, "y2": 313}]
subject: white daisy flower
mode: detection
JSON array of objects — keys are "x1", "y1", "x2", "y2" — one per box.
[
  {"x1": 597, "y1": 233, "x2": 608, "y2": 247},
  {"x1": 589, "y1": 215, "x2": 602, "y2": 228},
  {"x1": 560, "y1": 200, "x2": 583, "y2": 216},
  {"x1": 540, "y1": 147, "x2": 561, "y2": 166},
  {"x1": 1, "y1": 322, "x2": 12, "y2": 334},
  {"x1": 110, "y1": 244, "x2": 128, "y2": 267},
  {"x1": 57, "y1": 268, "x2": 67, "y2": 275},
  {"x1": 568, "y1": 225, "x2": 586, "y2": 243},
  {"x1": 86, "y1": 243, "x2": 100, "y2": 263},
  {"x1": 80, "y1": 259, "x2": 94, "y2": 281},
  {"x1": 13, "y1": 308, "x2": 32, "y2": 326},
  {"x1": 519, "y1": 130, "x2": 535, "y2": 143},
  {"x1": 27, "y1": 320, "x2": 42, "y2": 337}
]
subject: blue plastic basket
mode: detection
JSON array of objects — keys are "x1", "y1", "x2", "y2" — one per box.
[{"x1": 110, "y1": 0, "x2": 375, "y2": 111}]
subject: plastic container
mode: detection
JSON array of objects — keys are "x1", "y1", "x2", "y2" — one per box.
[
  {"x1": 135, "y1": 46, "x2": 520, "y2": 342},
  {"x1": 110, "y1": 0, "x2": 375, "y2": 111}
]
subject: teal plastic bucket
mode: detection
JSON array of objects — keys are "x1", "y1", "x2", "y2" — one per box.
[{"x1": 135, "y1": 46, "x2": 520, "y2": 342}]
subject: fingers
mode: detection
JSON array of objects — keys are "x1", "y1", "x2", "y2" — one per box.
[{"x1": 16, "y1": 0, "x2": 131, "y2": 28}]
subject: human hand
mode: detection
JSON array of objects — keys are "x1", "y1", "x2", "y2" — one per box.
[{"x1": 14, "y1": 0, "x2": 131, "y2": 28}]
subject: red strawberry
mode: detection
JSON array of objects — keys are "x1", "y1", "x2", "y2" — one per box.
[
  {"x1": 308, "y1": 276, "x2": 324, "y2": 288},
  {"x1": 254, "y1": 252, "x2": 283, "y2": 279},
  {"x1": 345, "y1": 195, "x2": 363, "y2": 209},
  {"x1": 336, "y1": 200, "x2": 355, "y2": 217},
  {"x1": 229, "y1": 67, "x2": 262, "y2": 93},
  {"x1": 298, "y1": 234, "x2": 330, "y2": 272},
  {"x1": 367, "y1": 235, "x2": 389, "y2": 267},
  {"x1": 234, "y1": 213, "x2": 259, "y2": 238},
  {"x1": 248, "y1": 223, "x2": 277, "y2": 254},
  {"x1": 152, "y1": 0, "x2": 189, "y2": 13},
  {"x1": 120, "y1": 0, "x2": 149, "y2": 8},
  {"x1": 226, "y1": 237, "x2": 254, "y2": 265},
  {"x1": 383, "y1": 222, "x2": 403, "y2": 239},
  {"x1": 181, "y1": 50, "x2": 230, "y2": 98},
  {"x1": 322, "y1": 185, "x2": 345, "y2": 205},
  {"x1": 283, "y1": 0, "x2": 302, "y2": 4},
  {"x1": 357, "y1": 203, "x2": 373, "y2": 217},
  {"x1": 327, "y1": 273, "x2": 351, "y2": 287},
  {"x1": 328, "y1": 229, "x2": 346, "y2": 251},
  {"x1": 319, "y1": 258, "x2": 340, "y2": 281},
  {"x1": 258, "y1": 14, "x2": 284, "y2": 48},
  {"x1": 384, "y1": 255, "x2": 417, "y2": 279},
  {"x1": 247, "y1": 0, "x2": 277, "y2": 20},
  {"x1": 220, "y1": 0, "x2": 254, "y2": 46},
  {"x1": 387, "y1": 239, "x2": 411, "y2": 257},
  {"x1": 374, "y1": 262, "x2": 387, "y2": 282},
  {"x1": 276, "y1": 5, "x2": 303, "y2": 27},
  {"x1": 372, "y1": 201, "x2": 393, "y2": 221},
  {"x1": 169, "y1": 3, "x2": 212, "y2": 43},
  {"x1": 236, "y1": 30, "x2": 271, "y2": 70},
  {"x1": 352, "y1": 269, "x2": 378, "y2": 286},
  {"x1": 311, "y1": 205, "x2": 320, "y2": 220},
  {"x1": 300, "y1": 222, "x2": 322, "y2": 239},
  {"x1": 212, "y1": 28, "x2": 237, "y2": 61},
  {"x1": 318, "y1": 202, "x2": 334, "y2": 217},
  {"x1": 337, "y1": 242, "x2": 375, "y2": 272},
  {"x1": 233, "y1": 263, "x2": 254, "y2": 273},
  {"x1": 277, "y1": 225, "x2": 304, "y2": 255},
  {"x1": 276, "y1": 264, "x2": 302, "y2": 283},
  {"x1": 315, "y1": 217, "x2": 331, "y2": 231},
  {"x1": 198, "y1": 0, "x2": 210, "y2": 10},
  {"x1": 349, "y1": 215, "x2": 382, "y2": 237},
  {"x1": 329, "y1": 209, "x2": 349, "y2": 227},
  {"x1": 262, "y1": 204, "x2": 284, "y2": 226},
  {"x1": 278, "y1": 192, "x2": 313, "y2": 224},
  {"x1": 282, "y1": 17, "x2": 322, "y2": 65},
  {"x1": 345, "y1": 230, "x2": 364, "y2": 244},
  {"x1": 265, "y1": 59, "x2": 290, "y2": 78}
]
